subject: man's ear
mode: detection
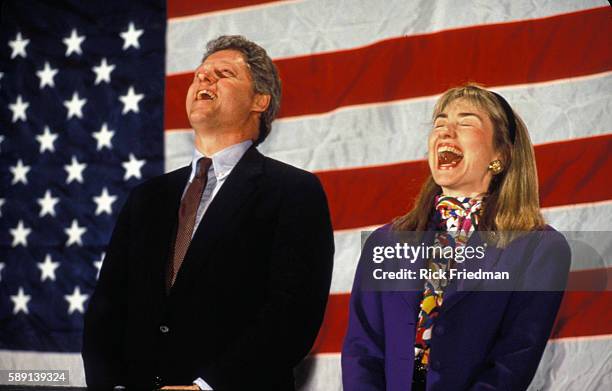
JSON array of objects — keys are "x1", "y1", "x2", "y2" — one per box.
[{"x1": 252, "y1": 94, "x2": 271, "y2": 113}]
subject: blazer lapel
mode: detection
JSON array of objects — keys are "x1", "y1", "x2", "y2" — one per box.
[
  {"x1": 168, "y1": 146, "x2": 264, "y2": 298},
  {"x1": 441, "y1": 232, "x2": 504, "y2": 314}
]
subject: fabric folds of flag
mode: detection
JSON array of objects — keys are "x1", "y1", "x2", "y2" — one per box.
[{"x1": 2, "y1": 1, "x2": 611, "y2": 390}]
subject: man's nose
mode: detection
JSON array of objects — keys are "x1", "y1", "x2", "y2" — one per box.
[{"x1": 196, "y1": 69, "x2": 216, "y2": 84}]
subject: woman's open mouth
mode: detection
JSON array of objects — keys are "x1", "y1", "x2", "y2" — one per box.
[{"x1": 437, "y1": 145, "x2": 463, "y2": 169}]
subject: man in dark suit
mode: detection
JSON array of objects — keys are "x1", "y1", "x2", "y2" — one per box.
[{"x1": 82, "y1": 35, "x2": 335, "y2": 391}]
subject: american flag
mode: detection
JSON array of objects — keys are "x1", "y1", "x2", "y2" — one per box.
[{"x1": 1, "y1": 0, "x2": 611, "y2": 389}]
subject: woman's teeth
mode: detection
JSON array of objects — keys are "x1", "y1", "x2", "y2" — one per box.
[{"x1": 437, "y1": 146, "x2": 463, "y2": 168}]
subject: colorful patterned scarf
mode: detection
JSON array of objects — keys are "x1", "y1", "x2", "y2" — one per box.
[{"x1": 414, "y1": 195, "x2": 483, "y2": 367}]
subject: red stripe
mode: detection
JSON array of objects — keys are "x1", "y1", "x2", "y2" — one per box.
[
  {"x1": 311, "y1": 270, "x2": 612, "y2": 354},
  {"x1": 167, "y1": 0, "x2": 281, "y2": 19},
  {"x1": 318, "y1": 134, "x2": 612, "y2": 231},
  {"x1": 164, "y1": 7, "x2": 612, "y2": 129}
]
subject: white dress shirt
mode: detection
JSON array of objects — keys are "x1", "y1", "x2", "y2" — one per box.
[{"x1": 187, "y1": 140, "x2": 252, "y2": 390}]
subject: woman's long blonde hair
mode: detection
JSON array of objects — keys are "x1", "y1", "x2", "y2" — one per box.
[{"x1": 392, "y1": 84, "x2": 544, "y2": 245}]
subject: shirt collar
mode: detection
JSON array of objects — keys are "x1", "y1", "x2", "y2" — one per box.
[{"x1": 189, "y1": 140, "x2": 253, "y2": 182}]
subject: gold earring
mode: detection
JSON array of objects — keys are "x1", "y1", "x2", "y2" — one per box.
[{"x1": 488, "y1": 160, "x2": 504, "y2": 175}]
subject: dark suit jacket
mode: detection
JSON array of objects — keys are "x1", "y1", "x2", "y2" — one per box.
[
  {"x1": 342, "y1": 224, "x2": 570, "y2": 391},
  {"x1": 82, "y1": 146, "x2": 335, "y2": 390}
]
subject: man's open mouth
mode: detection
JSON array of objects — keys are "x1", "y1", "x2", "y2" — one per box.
[
  {"x1": 437, "y1": 145, "x2": 463, "y2": 169},
  {"x1": 196, "y1": 89, "x2": 216, "y2": 101}
]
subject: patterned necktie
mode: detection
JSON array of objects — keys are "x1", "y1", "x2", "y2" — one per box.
[{"x1": 167, "y1": 157, "x2": 212, "y2": 290}]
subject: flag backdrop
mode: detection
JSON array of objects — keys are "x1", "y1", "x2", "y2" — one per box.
[{"x1": 1, "y1": 0, "x2": 611, "y2": 389}]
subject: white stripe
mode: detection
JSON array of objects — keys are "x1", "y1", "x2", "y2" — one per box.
[
  {"x1": 165, "y1": 72, "x2": 612, "y2": 172},
  {"x1": 329, "y1": 202, "x2": 612, "y2": 294},
  {"x1": 0, "y1": 350, "x2": 85, "y2": 386},
  {"x1": 293, "y1": 337, "x2": 612, "y2": 391},
  {"x1": 166, "y1": 0, "x2": 607, "y2": 74},
  {"x1": 4, "y1": 333, "x2": 608, "y2": 388}
]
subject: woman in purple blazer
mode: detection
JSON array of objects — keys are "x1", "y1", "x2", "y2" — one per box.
[{"x1": 342, "y1": 85, "x2": 571, "y2": 391}]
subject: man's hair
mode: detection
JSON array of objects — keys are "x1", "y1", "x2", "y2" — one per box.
[{"x1": 202, "y1": 35, "x2": 281, "y2": 145}]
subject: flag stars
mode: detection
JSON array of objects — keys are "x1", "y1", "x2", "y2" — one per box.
[
  {"x1": 64, "y1": 286, "x2": 89, "y2": 314},
  {"x1": 9, "y1": 95, "x2": 29, "y2": 123},
  {"x1": 38, "y1": 190, "x2": 60, "y2": 217},
  {"x1": 36, "y1": 62, "x2": 59, "y2": 89},
  {"x1": 0, "y1": 135, "x2": 5, "y2": 152},
  {"x1": 64, "y1": 219, "x2": 86, "y2": 246},
  {"x1": 63, "y1": 92, "x2": 87, "y2": 119},
  {"x1": 93, "y1": 187, "x2": 117, "y2": 216},
  {"x1": 0, "y1": 263, "x2": 4, "y2": 281},
  {"x1": 36, "y1": 126, "x2": 58, "y2": 153},
  {"x1": 119, "y1": 86, "x2": 144, "y2": 114},
  {"x1": 0, "y1": 198, "x2": 5, "y2": 217},
  {"x1": 122, "y1": 153, "x2": 146, "y2": 180},
  {"x1": 92, "y1": 123, "x2": 115, "y2": 150},
  {"x1": 63, "y1": 28, "x2": 85, "y2": 56},
  {"x1": 9, "y1": 32, "x2": 29, "y2": 59},
  {"x1": 64, "y1": 156, "x2": 87, "y2": 184},
  {"x1": 92, "y1": 58, "x2": 115, "y2": 85},
  {"x1": 10, "y1": 159, "x2": 31, "y2": 185},
  {"x1": 10, "y1": 220, "x2": 32, "y2": 247},
  {"x1": 120, "y1": 22, "x2": 143, "y2": 50},
  {"x1": 11, "y1": 287, "x2": 31, "y2": 314},
  {"x1": 37, "y1": 254, "x2": 60, "y2": 282}
]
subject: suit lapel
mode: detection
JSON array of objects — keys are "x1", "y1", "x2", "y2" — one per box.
[
  {"x1": 148, "y1": 167, "x2": 191, "y2": 300},
  {"x1": 168, "y1": 146, "x2": 264, "y2": 298},
  {"x1": 440, "y1": 232, "x2": 504, "y2": 314}
]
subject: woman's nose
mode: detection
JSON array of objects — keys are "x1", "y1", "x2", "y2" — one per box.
[{"x1": 438, "y1": 123, "x2": 457, "y2": 138}]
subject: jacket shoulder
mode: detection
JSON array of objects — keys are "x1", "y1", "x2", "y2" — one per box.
[{"x1": 260, "y1": 155, "x2": 323, "y2": 190}]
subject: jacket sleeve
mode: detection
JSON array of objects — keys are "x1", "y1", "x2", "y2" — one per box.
[
  {"x1": 468, "y1": 230, "x2": 571, "y2": 391},
  {"x1": 201, "y1": 173, "x2": 335, "y2": 390},
  {"x1": 82, "y1": 191, "x2": 134, "y2": 389},
  {"x1": 341, "y1": 228, "x2": 388, "y2": 391}
]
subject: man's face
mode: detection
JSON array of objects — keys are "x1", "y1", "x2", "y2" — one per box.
[{"x1": 185, "y1": 49, "x2": 266, "y2": 134}]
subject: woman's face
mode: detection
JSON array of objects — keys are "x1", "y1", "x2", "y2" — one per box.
[{"x1": 428, "y1": 98, "x2": 499, "y2": 197}]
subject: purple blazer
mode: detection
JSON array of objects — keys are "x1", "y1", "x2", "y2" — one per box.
[{"x1": 342, "y1": 224, "x2": 570, "y2": 391}]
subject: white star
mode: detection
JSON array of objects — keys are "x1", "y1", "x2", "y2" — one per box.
[
  {"x1": 64, "y1": 286, "x2": 89, "y2": 314},
  {"x1": 94, "y1": 252, "x2": 105, "y2": 280},
  {"x1": 0, "y1": 135, "x2": 4, "y2": 152},
  {"x1": 37, "y1": 254, "x2": 60, "y2": 282},
  {"x1": 122, "y1": 153, "x2": 146, "y2": 180},
  {"x1": 92, "y1": 58, "x2": 115, "y2": 85},
  {"x1": 64, "y1": 219, "x2": 86, "y2": 246},
  {"x1": 11, "y1": 287, "x2": 31, "y2": 314},
  {"x1": 120, "y1": 22, "x2": 143, "y2": 50},
  {"x1": 63, "y1": 28, "x2": 85, "y2": 56},
  {"x1": 0, "y1": 263, "x2": 5, "y2": 282},
  {"x1": 0, "y1": 198, "x2": 4, "y2": 217},
  {"x1": 63, "y1": 92, "x2": 87, "y2": 119},
  {"x1": 36, "y1": 126, "x2": 58, "y2": 153},
  {"x1": 10, "y1": 159, "x2": 30, "y2": 185},
  {"x1": 36, "y1": 61, "x2": 59, "y2": 89},
  {"x1": 64, "y1": 156, "x2": 87, "y2": 184},
  {"x1": 93, "y1": 187, "x2": 118, "y2": 216},
  {"x1": 119, "y1": 86, "x2": 144, "y2": 114},
  {"x1": 92, "y1": 123, "x2": 114, "y2": 150},
  {"x1": 10, "y1": 220, "x2": 31, "y2": 247},
  {"x1": 9, "y1": 95, "x2": 29, "y2": 123},
  {"x1": 9, "y1": 32, "x2": 29, "y2": 59},
  {"x1": 37, "y1": 190, "x2": 60, "y2": 217}
]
